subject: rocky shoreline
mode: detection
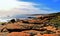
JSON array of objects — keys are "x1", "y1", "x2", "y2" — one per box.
[{"x1": 0, "y1": 14, "x2": 60, "y2": 36}]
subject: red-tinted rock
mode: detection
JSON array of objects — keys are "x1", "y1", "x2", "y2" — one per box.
[
  {"x1": 7, "y1": 32, "x2": 30, "y2": 36},
  {"x1": 43, "y1": 34, "x2": 58, "y2": 36},
  {"x1": 35, "y1": 33, "x2": 43, "y2": 36},
  {"x1": 5, "y1": 24, "x2": 20, "y2": 29}
]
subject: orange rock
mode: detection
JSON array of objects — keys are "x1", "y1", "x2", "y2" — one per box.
[
  {"x1": 28, "y1": 19, "x2": 36, "y2": 23},
  {"x1": 35, "y1": 33, "x2": 43, "y2": 36},
  {"x1": 6, "y1": 24, "x2": 20, "y2": 29},
  {"x1": 43, "y1": 34, "x2": 58, "y2": 36},
  {"x1": 36, "y1": 33, "x2": 58, "y2": 36},
  {"x1": 56, "y1": 30, "x2": 60, "y2": 34},
  {"x1": 22, "y1": 30, "x2": 40, "y2": 34},
  {"x1": 36, "y1": 15, "x2": 44, "y2": 19},
  {"x1": 7, "y1": 32, "x2": 30, "y2": 36},
  {"x1": 45, "y1": 26, "x2": 56, "y2": 31}
]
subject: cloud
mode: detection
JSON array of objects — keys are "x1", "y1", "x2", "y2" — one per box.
[{"x1": 0, "y1": 0, "x2": 56, "y2": 17}]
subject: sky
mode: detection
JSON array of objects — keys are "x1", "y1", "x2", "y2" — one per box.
[{"x1": 0, "y1": 0, "x2": 60, "y2": 16}]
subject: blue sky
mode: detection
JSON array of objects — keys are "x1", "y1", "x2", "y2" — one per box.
[
  {"x1": 0, "y1": 0, "x2": 60, "y2": 16},
  {"x1": 20, "y1": 0, "x2": 60, "y2": 12}
]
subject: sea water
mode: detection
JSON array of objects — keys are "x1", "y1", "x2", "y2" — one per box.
[
  {"x1": 0, "y1": 15, "x2": 36, "y2": 22},
  {"x1": 0, "y1": 17, "x2": 13, "y2": 22}
]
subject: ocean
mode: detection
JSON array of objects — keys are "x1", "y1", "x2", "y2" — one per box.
[{"x1": 0, "y1": 14, "x2": 36, "y2": 22}]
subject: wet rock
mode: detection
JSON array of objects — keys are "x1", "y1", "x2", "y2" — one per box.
[{"x1": 9, "y1": 19, "x2": 16, "y2": 23}]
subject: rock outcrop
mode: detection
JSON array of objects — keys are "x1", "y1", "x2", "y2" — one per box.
[{"x1": 0, "y1": 14, "x2": 60, "y2": 36}]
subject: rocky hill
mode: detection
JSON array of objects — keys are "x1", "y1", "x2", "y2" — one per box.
[{"x1": 0, "y1": 12, "x2": 60, "y2": 36}]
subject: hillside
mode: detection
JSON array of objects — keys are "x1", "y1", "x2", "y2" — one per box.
[
  {"x1": 49, "y1": 12, "x2": 60, "y2": 28},
  {"x1": 0, "y1": 12, "x2": 60, "y2": 36}
]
